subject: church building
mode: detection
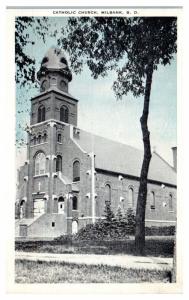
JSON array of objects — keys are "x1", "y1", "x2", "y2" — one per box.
[{"x1": 15, "y1": 47, "x2": 177, "y2": 238}]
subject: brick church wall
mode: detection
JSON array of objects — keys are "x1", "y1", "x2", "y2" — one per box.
[{"x1": 95, "y1": 170, "x2": 176, "y2": 226}]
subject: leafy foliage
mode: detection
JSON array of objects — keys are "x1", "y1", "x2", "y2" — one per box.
[
  {"x1": 115, "y1": 205, "x2": 123, "y2": 222},
  {"x1": 15, "y1": 17, "x2": 53, "y2": 147},
  {"x1": 71, "y1": 205, "x2": 136, "y2": 241},
  {"x1": 103, "y1": 200, "x2": 115, "y2": 223},
  {"x1": 15, "y1": 17, "x2": 50, "y2": 87},
  {"x1": 125, "y1": 208, "x2": 136, "y2": 227},
  {"x1": 58, "y1": 17, "x2": 177, "y2": 98}
]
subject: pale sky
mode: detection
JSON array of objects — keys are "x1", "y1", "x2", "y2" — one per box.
[{"x1": 16, "y1": 17, "x2": 177, "y2": 168}]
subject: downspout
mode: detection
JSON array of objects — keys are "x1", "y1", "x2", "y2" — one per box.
[{"x1": 90, "y1": 152, "x2": 95, "y2": 224}]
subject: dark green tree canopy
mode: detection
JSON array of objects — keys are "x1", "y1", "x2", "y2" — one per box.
[
  {"x1": 59, "y1": 17, "x2": 177, "y2": 97},
  {"x1": 15, "y1": 17, "x2": 50, "y2": 87}
]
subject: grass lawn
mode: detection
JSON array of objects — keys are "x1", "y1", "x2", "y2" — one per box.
[
  {"x1": 15, "y1": 236, "x2": 174, "y2": 257},
  {"x1": 15, "y1": 259, "x2": 171, "y2": 283}
]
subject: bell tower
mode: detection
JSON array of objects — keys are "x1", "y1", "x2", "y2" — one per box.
[
  {"x1": 25, "y1": 47, "x2": 78, "y2": 219},
  {"x1": 30, "y1": 46, "x2": 78, "y2": 126},
  {"x1": 37, "y1": 47, "x2": 72, "y2": 94}
]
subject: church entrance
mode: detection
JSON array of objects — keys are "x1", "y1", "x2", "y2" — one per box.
[
  {"x1": 33, "y1": 199, "x2": 45, "y2": 217},
  {"x1": 72, "y1": 220, "x2": 78, "y2": 234},
  {"x1": 58, "y1": 197, "x2": 65, "y2": 214},
  {"x1": 20, "y1": 200, "x2": 25, "y2": 219}
]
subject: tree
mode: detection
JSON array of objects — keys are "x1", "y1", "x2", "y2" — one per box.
[
  {"x1": 58, "y1": 17, "x2": 177, "y2": 254},
  {"x1": 15, "y1": 17, "x2": 51, "y2": 87},
  {"x1": 115, "y1": 205, "x2": 123, "y2": 222},
  {"x1": 15, "y1": 17, "x2": 53, "y2": 147},
  {"x1": 103, "y1": 201, "x2": 115, "y2": 223},
  {"x1": 125, "y1": 208, "x2": 136, "y2": 227}
]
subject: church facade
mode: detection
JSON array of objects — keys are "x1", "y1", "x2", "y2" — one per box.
[{"x1": 15, "y1": 47, "x2": 177, "y2": 238}]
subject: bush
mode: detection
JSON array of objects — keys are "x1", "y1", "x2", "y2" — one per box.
[
  {"x1": 54, "y1": 205, "x2": 136, "y2": 243},
  {"x1": 145, "y1": 226, "x2": 175, "y2": 236},
  {"x1": 73, "y1": 221, "x2": 127, "y2": 241},
  {"x1": 53, "y1": 234, "x2": 73, "y2": 245},
  {"x1": 72, "y1": 206, "x2": 136, "y2": 241}
]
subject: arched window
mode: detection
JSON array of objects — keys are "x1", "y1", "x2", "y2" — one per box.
[
  {"x1": 43, "y1": 133, "x2": 47, "y2": 143},
  {"x1": 60, "y1": 57, "x2": 68, "y2": 65},
  {"x1": 56, "y1": 155, "x2": 62, "y2": 172},
  {"x1": 169, "y1": 194, "x2": 173, "y2": 211},
  {"x1": 57, "y1": 133, "x2": 62, "y2": 143},
  {"x1": 150, "y1": 191, "x2": 155, "y2": 209},
  {"x1": 38, "y1": 105, "x2": 45, "y2": 123},
  {"x1": 34, "y1": 152, "x2": 46, "y2": 175},
  {"x1": 60, "y1": 105, "x2": 69, "y2": 123},
  {"x1": 58, "y1": 197, "x2": 64, "y2": 214},
  {"x1": 72, "y1": 196, "x2": 78, "y2": 210},
  {"x1": 38, "y1": 135, "x2": 41, "y2": 144},
  {"x1": 105, "y1": 184, "x2": 111, "y2": 202},
  {"x1": 41, "y1": 56, "x2": 49, "y2": 64},
  {"x1": 33, "y1": 136, "x2": 37, "y2": 145},
  {"x1": 128, "y1": 187, "x2": 134, "y2": 207},
  {"x1": 73, "y1": 160, "x2": 80, "y2": 182}
]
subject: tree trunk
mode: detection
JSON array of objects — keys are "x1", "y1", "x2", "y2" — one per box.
[{"x1": 135, "y1": 63, "x2": 153, "y2": 255}]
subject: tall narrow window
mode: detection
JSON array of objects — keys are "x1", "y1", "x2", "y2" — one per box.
[
  {"x1": 38, "y1": 105, "x2": 45, "y2": 123},
  {"x1": 58, "y1": 197, "x2": 65, "y2": 214},
  {"x1": 128, "y1": 187, "x2": 134, "y2": 207},
  {"x1": 33, "y1": 136, "x2": 37, "y2": 145},
  {"x1": 43, "y1": 133, "x2": 47, "y2": 143},
  {"x1": 60, "y1": 105, "x2": 69, "y2": 123},
  {"x1": 72, "y1": 196, "x2": 78, "y2": 210},
  {"x1": 105, "y1": 184, "x2": 111, "y2": 202},
  {"x1": 150, "y1": 191, "x2": 155, "y2": 209},
  {"x1": 169, "y1": 194, "x2": 173, "y2": 211},
  {"x1": 38, "y1": 135, "x2": 41, "y2": 144},
  {"x1": 57, "y1": 133, "x2": 62, "y2": 143},
  {"x1": 56, "y1": 155, "x2": 62, "y2": 172},
  {"x1": 34, "y1": 152, "x2": 46, "y2": 175},
  {"x1": 73, "y1": 160, "x2": 80, "y2": 182}
]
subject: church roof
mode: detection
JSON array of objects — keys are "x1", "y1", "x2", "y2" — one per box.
[
  {"x1": 73, "y1": 129, "x2": 176, "y2": 186},
  {"x1": 41, "y1": 46, "x2": 68, "y2": 70},
  {"x1": 37, "y1": 47, "x2": 72, "y2": 82}
]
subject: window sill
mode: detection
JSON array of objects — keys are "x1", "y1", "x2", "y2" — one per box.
[
  {"x1": 30, "y1": 142, "x2": 48, "y2": 147},
  {"x1": 33, "y1": 173, "x2": 49, "y2": 178},
  {"x1": 168, "y1": 210, "x2": 174, "y2": 213}
]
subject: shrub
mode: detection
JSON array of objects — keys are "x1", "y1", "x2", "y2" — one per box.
[
  {"x1": 72, "y1": 206, "x2": 136, "y2": 241},
  {"x1": 145, "y1": 226, "x2": 175, "y2": 236},
  {"x1": 103, "y1": 201, "x2": 115, "y2": 223},
  {"x1": 53, "y1": 234, "x2": 73, "y2": 245},
  {"x1": 125, "y1": 208, "x2": 136, "y2": 227}
]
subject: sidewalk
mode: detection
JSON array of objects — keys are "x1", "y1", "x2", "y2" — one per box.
[{"x1": 15, "y1": 251, "x2": 173, "y2": 271}]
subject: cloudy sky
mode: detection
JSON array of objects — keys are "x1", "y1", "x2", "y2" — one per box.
[{"x1": 16, "y1": 17, "x2": 177, "y2": 168}]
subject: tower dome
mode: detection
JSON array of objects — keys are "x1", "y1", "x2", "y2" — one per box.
[{"x1": 37, "y1": 47, "x2": 72, "y2": 93}]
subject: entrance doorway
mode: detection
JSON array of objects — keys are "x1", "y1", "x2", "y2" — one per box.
[
  {"x1": 72, "y1": 220, "x2": 78, "y2": 234},
  {"x1": 20, "y1": 200, "x2": 25, "y2": 219},
  {"x1": 58, "y1": 197, "x2": 65, "y2": 214},
  {"x1": 34, "y1": 199, "x2": 45, "y2": 217}
]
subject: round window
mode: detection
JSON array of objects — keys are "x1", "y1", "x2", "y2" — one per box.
[
  {"x1": 41, "y1": 79, "x2": 49, "y2": 92},
  {"x1": 60, "y1": 80, "x2": 67, "y2": 91}
]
